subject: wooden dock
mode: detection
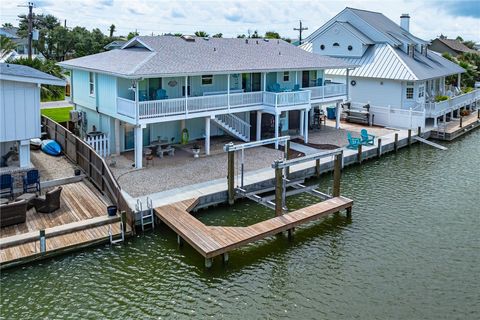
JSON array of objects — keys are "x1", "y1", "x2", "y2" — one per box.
[
  {"x1": 0, "y1": 181, "x2": 128, "y2": 269},
  {"x1": 431, "y1": 112, "x2": 480, "y2": 141},
  {"x1": 155, "y1": 196, "x2": 353, "y2": 266}
]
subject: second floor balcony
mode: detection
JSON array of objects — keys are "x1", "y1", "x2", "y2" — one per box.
[{"x1": 117, "y1": 83, "x2": 347, "y2": 122}]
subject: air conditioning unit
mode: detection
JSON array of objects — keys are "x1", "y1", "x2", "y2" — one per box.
[{"x1": 69, "y1": 110, "x2": 80, "y2": 122}]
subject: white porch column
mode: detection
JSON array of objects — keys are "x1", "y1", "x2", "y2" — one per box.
[
  {"x1": 303, "y1": 108, "x2": 309, "y2": 143},
  {"x1": 274, "y1": 112, "x2": 280, "y2": 149},
  {"x1": 335, "y1": 102, "x2": 341, "y2": 129},
  {"x1": 256, "y1": 111, "x2": 262, "y2": 141},
  {"x1": 346, "y1": 69, "x2": 350, "y2": 100},
  {"x1": 263, "y1": 72, "x2": 267, "y2": 91},
  {"x1": 457, "y1": 73, "x2": 461, "y2": 89},
  {"x1": 114, "y1": 119, "x2": 121, "y2": 155},
  {"x1": 300, "y1": 110, "x2": 305, "y2": 136},
  {"x1": 185, "y1": 76, "x2": 189, "y2": 114},
  {"x1": 134, "y1": 125, "x2": 143, "y2": 169},
  {"x1": 19, "y1": 139, "x2": 30, "y2": 168},
  {"x1": 227, "y1": 74, "x2": 231, "y2": 109},
  {"x1": 205, "y1": 116, "x2": 211, "y2": 156},
  {"x1": 433, "y1": 116, "x2": 438, "y2": 128},
  {"x1": 180, "y1": 119, "x2": 186, "y2": 131}
]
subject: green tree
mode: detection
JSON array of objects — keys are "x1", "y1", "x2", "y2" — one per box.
[
  {"x1": 2, "y1": 22, "x2": 14, "y2": 28},
  {"x1": 173, "y1": 33, "x2": 183, "y2": 37},
  {"x1": 265, "y1": 31, "x2": 280, "y2": 39},
  {"x1": 212, "y1": 33, "x2": 222, "y2": 38},
  {"x1": 127, "y1": 31, "x2": 139, "y2": 40},
  {"x1": 194, "y1": 31, "x2": 209, "y2": 37},
  {"x1": 8, "y1": 57, "x2": 65, "y2": 101},
  {"x1": 0, "y1": 35, "x2": 17, "y2": 59},
  {"x1": 109, "y1": 24, "x2": 116, "y2": 38},
  {"x1": 250, "y1": 30, "x2": 260, "y2": 38},
  {"x1": 237, "y1": 34, "x2": 246, "y2": 38}
]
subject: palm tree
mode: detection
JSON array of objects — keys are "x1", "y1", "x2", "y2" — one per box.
[
  {"x1": 109, "y1": 24, "x2": 116, "y2": 38},
  {"x1": 0, "y1": 36, "x2": 17, "y2": 60},
  {"x1": 194, "y1": 31, "x2": 209, "y2": 37}
]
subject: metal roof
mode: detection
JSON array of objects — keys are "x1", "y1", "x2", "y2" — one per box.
[
  {"x1": 58, "y1": 36, "x2": 356, "y2": 78},
  {"x1": 326, "y1": 44, "x2": 464, "y2": 81},
  {"x1": 0, "y1": 63, "x2": 66, "y2": 86},
  {"x1": 337, "y1": 22, "x2": 375, "y2": 45}
]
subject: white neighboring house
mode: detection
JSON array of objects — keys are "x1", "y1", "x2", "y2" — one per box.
[
  {"x1": 301, "y1": 7, "x2": 479, "y2": 129},
  {"x1": 0, "y1": 63, "x2": 65, "y2": 168}
]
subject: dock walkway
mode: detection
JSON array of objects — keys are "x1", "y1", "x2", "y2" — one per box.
[{"x1": 155, "y1": 196, "x2": 353, "y2": 264}]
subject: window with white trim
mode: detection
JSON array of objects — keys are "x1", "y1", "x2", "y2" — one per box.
[
  {"x1": 283, "y1": 71, "x2": 289, "y2": 82},
  {"x1": 418, "y1": 85, "x2": 425, "y2": 98},
  {"x1": 201, "y1": 75, "x2": 213, "y2": 85},
  {"x1": 89, "y1": 72, "x2": 95, "y2": 96}
]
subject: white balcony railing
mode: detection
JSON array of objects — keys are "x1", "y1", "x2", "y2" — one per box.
[
  {"x1": 121, "y1": 85, "x2": 343, "y2": 120},
  {"x1": 117, "y1": 97, "x2": 136, "y2": 118},
  {"x1": 425, "y1": 89, "x2": 480, "y2": 117},
  {"x1": 306, "y1": 84, "x2": 347, "y2": 99}
]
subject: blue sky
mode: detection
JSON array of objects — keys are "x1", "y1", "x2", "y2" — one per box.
[{"x1": 1, "y1": 0, "x2": 479, "y2": 41}]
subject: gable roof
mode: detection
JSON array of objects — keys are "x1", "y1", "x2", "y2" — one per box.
[
  {"x1": 326, "y1": 44, "x2": 464, "y2": 81},
  {"x1": 305, "y1": 7, "x2": 428, "y2": 47},
  {"x1": 432, "y1": 38, "x2": 478, "y2": 54},
  {"x1": 0, "y1": 63, "x2": 66, "y2": 86},
  {"x1": 58, "y1": 35, "x2": 356, "y2": 78}
]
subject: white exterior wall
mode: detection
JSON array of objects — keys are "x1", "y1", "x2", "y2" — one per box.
[
  {"x1": 0, "y1": 79, "x2": 41, "y2": 142},
  {"x1": 310, "y1": 23, "x2": 367, "y2": 58},
  {"x1": 329, "y1": 75, "x2": 402, "y2": 108}
]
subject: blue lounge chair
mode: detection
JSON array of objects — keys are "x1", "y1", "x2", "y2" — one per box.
[
  {"x1": 272, "y1": 83, "x2": 281, "y2": 92},
  {"x1": 347, "y1": 133, "x2": 362, "y2": 149},
  {"x1": 155, "y1": 89, "x2": 168, "y2": 100},
  {"x1": 0, "y1": 174, "x2": 14, "y2": 199},
  {"x1": 293, "y1": 84, "x2": 300, "y2": 91},
  {"x1": 23, "y1": 169, "x2": 41, "y2": 194},
  {"x1": 360, "y1": 129, "x2": 375, "y2": 146}
]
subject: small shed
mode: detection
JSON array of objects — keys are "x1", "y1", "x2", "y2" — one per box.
[{"x1": 0, "y1": 63, "x2": 65, "y2": 168}]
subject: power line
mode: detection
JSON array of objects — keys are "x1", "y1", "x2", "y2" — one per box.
[{"x1": 293, "y1": 20, "x2": 308, "y2": 44}]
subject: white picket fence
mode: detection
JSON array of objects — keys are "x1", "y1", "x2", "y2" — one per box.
[{"x1": 85, "y1": 133, "x2": 110, "y2": 158}]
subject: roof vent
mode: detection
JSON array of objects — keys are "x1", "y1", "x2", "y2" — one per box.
[
  {"x1": 245, "y1": 39, "x2": 248, "y2": 44},
  {"x1": 203, "y1": 37, "x2": 209, "y2": 41},
  {"x1": 407, "y1": 44, "x2": 415, "y2": 58},
  {"x1": 181, "y1": 35, "x2": 195, "y2": 42},
  {"x1": 256, "y1": 40, "x2": 259, "y2": 44},
  {"x1": 277, "y1": 40, "x2": 279, "y2": 44},
  {"x1": 214, "y1": 47, "x2": 216, "y2": 51},
  {"x1": 264, "y1": 39, "x2": 269, "y2": 42}
]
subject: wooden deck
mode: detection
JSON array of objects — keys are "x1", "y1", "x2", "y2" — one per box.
[
  {"x1": 431, "y1": 113, "x2": 480, "y2": 141},
  {"x1": 0, "y1": 180, "x2": 127, "y2": 269},
  {"x1": 155, "y1": 196, "x2": 353, "y2": 261}
]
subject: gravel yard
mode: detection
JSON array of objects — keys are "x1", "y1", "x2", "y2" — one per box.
[
  {"x1": 110, "y1": 142, "x2": 284, "y2": 197},
  {"x1": 30, "y1": 149, "x2": 77, "y2": 181}
]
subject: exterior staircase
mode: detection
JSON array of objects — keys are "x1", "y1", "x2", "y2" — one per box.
[{"x1": 213, "y1": 114, "x2": 251, "y2": 142}]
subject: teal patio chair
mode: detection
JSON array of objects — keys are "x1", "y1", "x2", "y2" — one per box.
[
  {"x1": 360, "y1": 129, "x2": 375, "y2": 146},
  {"x1": 347, "y1": 133, "x2": 362, "y2": 149},
  {"x1": 293, "y1": 84, "x2": 300, "y2": 91},
  {"x1": 272, "y1": 83, "x2": 281, "y2": 92},
  {"x1": 156, "y1": 89, "x2": 168, "y2": 100}
]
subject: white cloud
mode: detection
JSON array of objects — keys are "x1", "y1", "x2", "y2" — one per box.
[{"x1": 1, "y1": 0, "x2": 478, "y2": 41}]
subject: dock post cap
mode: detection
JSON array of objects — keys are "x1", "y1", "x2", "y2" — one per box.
[{"x1": 223, "y1": 142, "x2": 235, "y2": 152}]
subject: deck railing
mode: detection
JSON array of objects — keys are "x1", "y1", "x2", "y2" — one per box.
[
  {"x1": 263, "y1": 90, "x2": 311, "y2": 108},
  {"x1": 305, "y1": 84, "x2": 347, "y2": 99},
  {"x1": 41, "y1": 116, "x2": 135, "y2": 234},
  {"x1": 117, "y1": 97, "x2": 137, "y2": 118},
  {"x1": 424, "y1": 89, "x2": 480, "y2": 117}
]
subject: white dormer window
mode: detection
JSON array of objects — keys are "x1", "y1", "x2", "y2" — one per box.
[
  {"x1": 283, "y1": 71, "x2": 290, "y2": 82},
  {"x1": 201, "y1": 75, "x2": 213, "y2": 86},
  {"x1": 89, "y1": 72, "x2": 95, "y2": 96}
]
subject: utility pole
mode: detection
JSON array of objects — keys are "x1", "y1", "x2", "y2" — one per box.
[
  {"x1": 27, "y1": 2, "x2": 34, "y2": 60},
  {"x1": 294, "y1": 20, "x2": 308, "y2": 45}
]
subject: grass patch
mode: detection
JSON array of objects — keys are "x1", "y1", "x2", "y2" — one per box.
[{"x1": 41, "y1": 107, "x2": 73, "y2": 123}]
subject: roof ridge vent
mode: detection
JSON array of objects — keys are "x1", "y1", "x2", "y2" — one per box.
[
  {"x1": 181, "y1": 35, "x2": 195, "y2": 42},
  {"x1": 203, "y1": 37, "x2": 209, "y2": 41}
]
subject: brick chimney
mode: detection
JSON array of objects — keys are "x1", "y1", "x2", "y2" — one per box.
[{"x1": 400, "y1": 13, "x2": 410, "y2": 32}]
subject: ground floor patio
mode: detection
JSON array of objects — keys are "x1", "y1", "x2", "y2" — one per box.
[{"x1": 110, "y1": 120, "x2": 396, "y2": 197}]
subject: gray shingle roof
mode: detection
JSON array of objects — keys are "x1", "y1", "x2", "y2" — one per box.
[
  {"x1": 58, "y1": 36, "x2": 356, "y2": 78},
  {"x1": 434, "y1": 38, "x2": 478, "y2": 54},
  {"x1": 326, "y1": 44, "x2": 464, "y2": 81},
  {"x1": 0, "y1": 63, "x2": 66, "y2": 86}
]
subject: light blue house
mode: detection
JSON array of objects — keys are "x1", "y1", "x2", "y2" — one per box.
[
  {"x1": 301, "y1": 8, "x2": 477, "y2": 129},
  {"x1": 59, "y1": 35, "x2": 354, "y2": 168}
]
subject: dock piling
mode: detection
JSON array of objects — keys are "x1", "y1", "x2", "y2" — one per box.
[
  {"x1": 39, "y1": 230, "x2": 46, "y2": 254},
  {"x1": 227, "y1": 149, "x2": 235, "y2": 205},
  {"x1": 357, "y1": 144, "x2": 363, "y2": 163},
  {"x1": 284, "y1": 140, "x2": 290, "y2": 178},
  {"x1": 222, "y1": 253, "x2": 229, "y2": 264},
  {"x1": 417, "y1": 126, "x2": 422, "y2": 138},
  {"x1": 332, "y1": 152, "x2": 342, "y2": 197},
  {"x1": 177, "y1": 235, "x2": 183, "y2": 247},
  {"x1": 394, "y1": 133, "x2": 399, "y2": 152},
  {"x1": 315, "y1": 159, "x2": 320, "y2": 178},
  {"x1": 408, "y1": 129, "x2": 412, "y2": 145},
  {"x1": 274, "y1": 162, "x2": 283, "y2": 216},
  {"x1": 377, "y1": 138, "x2": 382, "y2": 158},
  {"x1": 460, "y1": 116, "x2": 463, "y2": 128},
  {"x1": 205, "y1": 258, "x2": 213, "y2": 268},
  {"x1": 346, "y1": 207, "x2": 352, "y2": 218}
]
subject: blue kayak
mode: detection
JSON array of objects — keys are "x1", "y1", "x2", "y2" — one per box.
[{"x1": 41, "y1": 140, "x2": 62, "y2": 156}]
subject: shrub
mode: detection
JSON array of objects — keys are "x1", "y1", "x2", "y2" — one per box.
[{"x1": 435, "y1": 95, "x2": 449, "y2": 102}]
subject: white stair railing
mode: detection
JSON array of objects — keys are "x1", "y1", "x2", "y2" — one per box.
[{"x1": 214, "y1": 114, "x2": 251, "y2": 141}]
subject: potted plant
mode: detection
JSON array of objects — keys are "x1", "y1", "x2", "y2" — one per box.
[{"x1": 192, "y1": 144, "x2": 201, "y2": 158}]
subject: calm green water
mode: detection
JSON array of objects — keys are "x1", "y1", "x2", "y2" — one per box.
[{"x1": 1, "y1": 131, "x2": 479, "y2": 319}]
